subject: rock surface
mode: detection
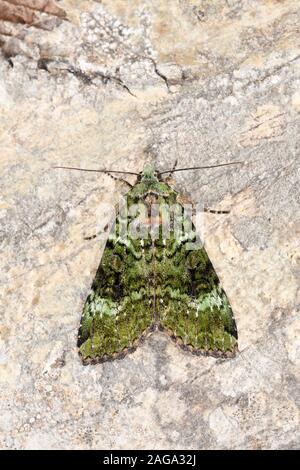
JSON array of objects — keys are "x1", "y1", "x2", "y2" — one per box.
[{"x1": 0, "y1": 0, "x2": 299, "y2": 450}]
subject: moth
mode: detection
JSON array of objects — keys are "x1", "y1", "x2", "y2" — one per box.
[
  {"x1": 55, "y1": 161, "x2": 239, "y2": 363},
  {"x1": 57, "y1": 162, "x2": 238, "y2": 364}
]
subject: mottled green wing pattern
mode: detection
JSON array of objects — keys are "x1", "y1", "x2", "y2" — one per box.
[
  {"x1": 78, "y1": 225, "x2": 155, "y2": 364},
  {"x1": 156, "y1": 233, "x2": 238, "y2": 356},
  {"x1": 78, "y1": 163, "x2": 238, "y2": 363}
]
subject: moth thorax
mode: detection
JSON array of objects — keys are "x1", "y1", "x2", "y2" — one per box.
[{"x1": 144, "y1": 194, "x2": 157, "y2": 206}]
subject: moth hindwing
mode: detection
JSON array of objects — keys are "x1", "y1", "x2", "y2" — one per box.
[{"x1": 78, "y1": 163, "x2": 238, "y2": 364}]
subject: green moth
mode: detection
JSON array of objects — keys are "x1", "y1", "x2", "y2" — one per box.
[{"x1": 76, "y1": 163, "x2": 238, "y2": 364}]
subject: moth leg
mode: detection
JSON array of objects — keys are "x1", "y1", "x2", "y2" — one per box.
[
  {"x1": 170, "y1": 158, "x2": 178, "y2": 175},
  {"x1": 165, "y1": 158, "x2": 178, "y2": 179},
  {"x1": 203, "y1": 207, "x2": 230, "y2": 215},
  {"x1": 105, "y1": 171, "x2": 133, "y2": 188}
]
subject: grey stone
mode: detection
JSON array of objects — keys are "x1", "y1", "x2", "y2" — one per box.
[{"x1": 0, "y1": 0, "x2": 299, "y2": 450}]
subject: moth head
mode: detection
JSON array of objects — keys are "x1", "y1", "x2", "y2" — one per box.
[{"x1": 141, "y1": 163, "x2": 159, "y2": 182}]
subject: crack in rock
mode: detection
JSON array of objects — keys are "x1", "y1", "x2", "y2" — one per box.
[{"x1": 37, "y1": 58, "x2": 136, "y2": 97}]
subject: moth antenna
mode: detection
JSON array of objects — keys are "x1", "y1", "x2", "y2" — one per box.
[
  {"x1": 53, "y1": 165, "x2": 139, "y2": 176},
  {"x1": 159, "y1": 161, "x2": 244, "y2": 175}
]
